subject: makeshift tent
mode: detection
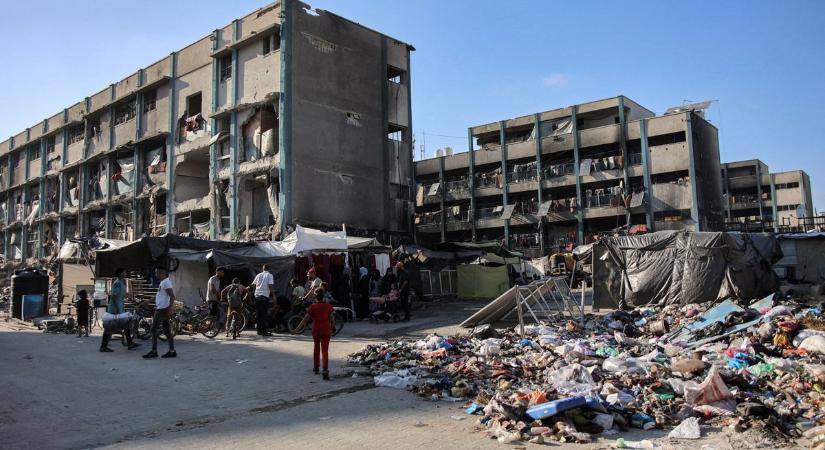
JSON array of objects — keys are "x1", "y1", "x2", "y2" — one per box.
[
  {"x1": 457, "y1": 264, "x2": 510, "y2": 299},
  {"x1": 775, "y1": 232, "x2": 825, "y2": 283},
  {"x1": 254, "y1": 225, "x2": 389, "y2": 256},
  {"x1": 592, "y1": 231, "x2": 782, "y2": 309}
]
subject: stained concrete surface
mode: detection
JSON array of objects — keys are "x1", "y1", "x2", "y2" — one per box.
[{"x1": 0, "y1": 302, "x2": 776, "y2": 450}]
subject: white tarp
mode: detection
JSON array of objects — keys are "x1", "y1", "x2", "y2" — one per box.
[
  {"x1": 253, "y1": 225, "x2": 349, "y2": 256},
  {"x1": 56, "y1": 238, "x2": 131, "y2": 261}
]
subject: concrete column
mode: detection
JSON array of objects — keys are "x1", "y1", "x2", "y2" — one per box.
[
  {"x1": 228, "y1": 22, "x2": 241, "y2": 236},
  {"x1": 499, "y1": 121, "x2": 509, "y2": 245},
  {"x1": 755, "y1": 162, "x2": 764, "y2": 221},
  {"x1": 380, "y1": 38, "x2": 391, "y2": 232},
  {"x1": 278, "y1": 0, "x2": 294, "y2": 237},
  {"x1": 438, "y1": 156, "x2": 446, "y2": 243},
  {"x1": 133, "y1": 74, "x2": 143, "y2": 238},
  {"x1": 684, "y1": 112, "x2": 701, "y2": 231},
  {"x1": 21, "y1": 184, "x2": 28, "y2": 260},
  {"x1": 722, "y1": 165, "x2": 731, "y2": 222},
  {"x1": 639, "y1": 119, "x2": 654, "y2": 231},
  {"x1": 108, "y1": 84, "x2": 116, "y2": 151},
  {"x1": 58, "y1": 111, "x2": 68, "y2": 246},
  {"x1": 467, "y1": 128, "x2": 476, "y2": 242},
  {"x1": 571, "y1": 106, "x2": 584, "y2": 244},
  {"x1": 405, "y1": 47, "x2": 415, "y2": 238},
  {"x1": 165, "y1": 52, "x2": 178, "y2": 234},
  {"x1": 38, "y1": 134, "x2": 47, "y2": 258},
  {"x1": 770, "y1": 174, "x2": 778, "y2": 232},
  {"x1": 534, "y1": 113, "x2": 544, "y2": 253},
  {"x1": 209, "y1": 29, "x2": 220, "y2": 240},
  {"x1": 618, "y1": 96, "x2": 630, "y2": 226}
]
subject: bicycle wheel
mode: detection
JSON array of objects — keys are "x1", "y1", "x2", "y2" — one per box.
[
  {"x1": 136, "y1": 318, "x2": 152, "y2": 340},
  {"x1": 229, "y1": 312, "x2": 243, "y2": 340},
  {"x1": 332, "y1": 312, "x2": 345, "y2": 336},
  {"x1": 287, "y1": 315, "x2": 305, "y2": 334},
  {"x1": 200, "y1": 316, "x2": 219, "y2": 339}
]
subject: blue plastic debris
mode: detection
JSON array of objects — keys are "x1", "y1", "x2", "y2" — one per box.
[
  {"x1": 465, "y1": 403, "x2": 482, "y2": 415},
  {"x1": 526, "y1": 396, "x2": 603, "y2": 420}
]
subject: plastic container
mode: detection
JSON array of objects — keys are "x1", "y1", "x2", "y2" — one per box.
[{"x1": 526, "y1": 396, "x2": 602, "y2": 420}]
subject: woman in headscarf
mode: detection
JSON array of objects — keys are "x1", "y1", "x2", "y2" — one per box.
[{"x1": 356, "y1": 267, "x2": 371, "y2": 319}]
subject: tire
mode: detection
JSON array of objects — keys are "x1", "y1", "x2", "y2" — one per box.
[
  {"x1": 201, "y1": 317, "x2": 219, "y2": 339},
  {"x1": 136, "y1": 318, "x2": 152, "y2": 340},
  {"x1": 229, "y1": 312, "x2": 243, "y2": 340},
  {"x1": 287, "y1": 315, "x2": 305, "y2": 334}
]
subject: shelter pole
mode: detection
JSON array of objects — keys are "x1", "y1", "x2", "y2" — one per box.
[
  {"x1": 580, "y1": 282, "x2": 586, "y2": 326},
  {"x1": 516, "y1": 288, "x2": 525, "y2": 337},
  {"x1": 347, "y1": 252, "x2": 355, "y2": 316}
]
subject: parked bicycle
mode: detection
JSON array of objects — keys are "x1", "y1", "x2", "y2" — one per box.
[{"x1": 176, "y1": 303, "x2": 219, "y2": 339}]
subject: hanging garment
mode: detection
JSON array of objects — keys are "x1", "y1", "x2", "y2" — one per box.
[{"x1": 374, "y1": 253, "x2": 391, "y2": 278}]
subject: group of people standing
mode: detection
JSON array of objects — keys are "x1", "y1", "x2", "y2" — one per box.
[
  {"x1": 355, "y1": 262, "x2": 411, "y2": 321},
  {"x1": 81, "y1": 259, "x2": 412, "y2": 379}
]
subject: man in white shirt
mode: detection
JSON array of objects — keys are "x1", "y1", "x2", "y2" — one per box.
[
  {"x1": 144, "y1": 268, "x2": 177, "y2": 359},
  {"x1": 249, "y1": 264, "x2": 275, "y2": 337},
  {"x1": 206, "y1": 267, "x2": 225, "y2": 320}
]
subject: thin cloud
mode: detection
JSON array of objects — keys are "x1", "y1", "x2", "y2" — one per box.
[{"x1": 542, "y1": 73, "x2": 569, "y2": 87}]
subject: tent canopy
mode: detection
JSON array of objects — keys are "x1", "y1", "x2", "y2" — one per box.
[{"x1": 592, "y1": 231, "x2": 782, "y2": 309}]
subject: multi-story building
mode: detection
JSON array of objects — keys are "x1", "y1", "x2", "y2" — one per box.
[
  {"x1": 0, "y1": 0, "x2": 414, "y2": 267},
  {"x1": 414, "y1": 96, "x2": 725, "y2": 256},
  {"x1": 721, "y1": 161, "x2": 813, "y2": 231}
]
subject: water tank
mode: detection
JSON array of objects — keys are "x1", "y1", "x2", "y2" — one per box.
[
  {"x1": 436, "y1": 149, "x2": 444, "y2": 157},
  {"x1": 11, "y1": 268, "x2": 49, "y2": 319},
  {"x1": 445, "y1": 147, "x2": 454, "y2": 156}
]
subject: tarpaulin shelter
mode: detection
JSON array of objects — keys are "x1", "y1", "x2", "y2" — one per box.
[
  {"x1": 775, "y1": 232, "x2": 825, "y2": 283},
  {"x1": 456, "y1": 264, "x2": 510, "y2": 299},
  {"x1": 94, "y1": 234, "x2": 293, "y2": 307},
  {"x1": 592, "y1": 231, "x2": 782, "y2": 309}
]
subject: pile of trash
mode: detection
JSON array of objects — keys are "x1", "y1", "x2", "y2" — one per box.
[{"x1": 348, "y1": 294, "x2": 825, "y2": 447}]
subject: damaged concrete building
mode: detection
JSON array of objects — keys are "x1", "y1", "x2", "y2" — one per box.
[
  {"x1": 0, "y1": 0, "x2": 414, "y2": 268},
  {"x1": 721, "y1": 160, "x2": 813, "y2": 232},
  {"x1": 414, "y1": 96, "x2": 727, "y2": 256}
]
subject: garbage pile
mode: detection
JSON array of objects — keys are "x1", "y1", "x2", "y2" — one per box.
[{"x1": 348, "y1": 294, "x2": 825, "y2": 447}]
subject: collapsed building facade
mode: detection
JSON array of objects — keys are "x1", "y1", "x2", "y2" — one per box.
[
  {"x1": 414, "y1": 96, "x2": 726, "y2": 256},
  {"x1": 0, "y1": 0, "x2": 414, "y2": 270}
]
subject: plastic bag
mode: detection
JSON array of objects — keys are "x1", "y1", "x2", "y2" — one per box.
[
  {"x1": 799, "y1": 335, "x2": 825, "y2": 354},
  {"x1": 549, "y1": 363, "x2": 597, "y2": 396},
  {"x1": 602, "y1": 357, "x2": 648, "y2": 375},
  {"x1": 374, "y1": 370, "x2": 416, "y2": 389},
  {"x1": 478, "y1": 338, "x2": 502, "y2": 356},
  {"x1": 668, "y1": 417, "x2": 701, "y2": 439},
  {"x1": 684, "y1": 366, "x2": 731, "y2": 406}
]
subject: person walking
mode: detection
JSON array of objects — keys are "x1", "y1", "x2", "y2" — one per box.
[
  {"x1": 75, "y1": 290, "x2": 90, "y2": 337},
  {"x1": 100, "y1": 268, "x2": 140, "y2": 352},
  {"x1": 294, "y1": 287, "x2": 335, "y2": 380},
  {"x1": 250, "y1": 265, "x2": 275, "y2": 337},
  {"x1": 220, "y1": 277, "x2": 249, "y2": 336},
  {"x1": 206, "y1": 267, "x2": 225, "y2": 319},
  {"x1": 143, "y1": 268, "x2": 177, "y2": 359},
  {"x1": 356, "y1": 266, "x2": 370, "y2": 319},
  {"x1": 395, "y1": 262, "x2": 411, "y2": 321}
]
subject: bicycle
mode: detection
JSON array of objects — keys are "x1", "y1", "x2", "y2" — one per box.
[
  {"x1": 177, "y1": 303, "x2": 219, "y2": 339},
  {"x1": 227, "y1": 309, "x2": 244, "y2": 340},
  {"x1": 287, "y1": 304, "x2": 346, "y2": 336}
]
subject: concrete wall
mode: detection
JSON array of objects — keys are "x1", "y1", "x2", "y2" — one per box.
[
  {"x1": 289, "y1": 6, "x2": 387, "y2": 230},
  {"x1": 691, "y1": 113, "x2": 724, "y2": 231},
  {"x1": 237, "y1": 39, "x2": 280, "y2": 105}
]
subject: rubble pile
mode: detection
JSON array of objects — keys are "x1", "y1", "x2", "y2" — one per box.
[{"x1": 348, "y1": 295, "x2": 825, "y2": 447}]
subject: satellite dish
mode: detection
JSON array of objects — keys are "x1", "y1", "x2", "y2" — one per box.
[{"x1": 664, "y1": 100, "x2": 713, "y2": 115}]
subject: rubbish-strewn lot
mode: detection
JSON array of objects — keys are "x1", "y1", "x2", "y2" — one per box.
[{"x1": 1, "y1": 299, "x2": 822, "y2": 450}]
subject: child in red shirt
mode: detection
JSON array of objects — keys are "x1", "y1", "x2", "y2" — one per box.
[{"x1": 294, "y1": 287, "x2": 335, "y2": 380}]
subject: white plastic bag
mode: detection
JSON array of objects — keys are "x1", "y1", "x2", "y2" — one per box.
[
  {"x1": 374, "y1": 370, "x2": 416, "y2": 389},
  {"x1": 668, "y1": 417, "x2": 701, "y2": 439}
]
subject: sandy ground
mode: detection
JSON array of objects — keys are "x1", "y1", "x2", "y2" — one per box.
[{"x1": 0, "y1": 302, "x2": 800, "y2": 450}]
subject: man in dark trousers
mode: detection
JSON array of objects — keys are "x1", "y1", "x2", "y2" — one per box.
[
  {"x1": 249, "y1": 264, "x2": 275, "y2": 337},
  {"x1": 144, "y1": 267, "x2": 177, "y2": 358},
  {"x1": 395, "y1": 262, "x2": 411, "y2": 321}
]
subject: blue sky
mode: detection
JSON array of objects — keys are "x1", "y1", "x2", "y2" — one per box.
[{"x1": 1, "y1": 1, "x2": 824, "y2": 210}]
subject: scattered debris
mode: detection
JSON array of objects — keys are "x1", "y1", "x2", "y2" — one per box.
[{"x1": 348, "y1": 292, "x2": 825, "y2": 446}]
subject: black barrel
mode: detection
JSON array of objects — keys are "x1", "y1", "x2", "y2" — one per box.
[{"x1": 11, "y1": 268, "x2": 49, "y2": 319}]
